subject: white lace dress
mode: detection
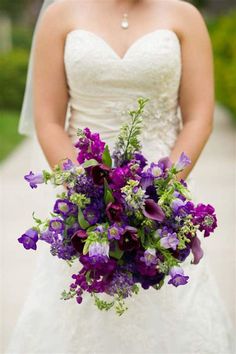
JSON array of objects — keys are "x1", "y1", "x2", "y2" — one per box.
[{"x1": 6, "y1": 29, "x2": 235, "y2": 354}]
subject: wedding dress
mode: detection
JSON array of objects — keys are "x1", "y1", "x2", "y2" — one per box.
[{"x1": 6, "y1": 29, "x2": 234, "y2": 354}]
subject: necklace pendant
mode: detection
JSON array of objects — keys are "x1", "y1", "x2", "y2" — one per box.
[{"x1": 121, "y1": 13, "x2": 129, "y2": 29}]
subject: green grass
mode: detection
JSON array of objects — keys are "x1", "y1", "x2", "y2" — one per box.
[{"x1": 0, "y1": 110, "x2": 25, "y2": 162}]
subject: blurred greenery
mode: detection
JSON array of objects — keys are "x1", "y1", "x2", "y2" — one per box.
[
  {"x1": 0, "y1": 110, "x2": 24, "y2": 162},
  {"x1": 0, "y1": 48, "x2": 29, "y2": 110},
  {"x1": 208, "y1": 10, "x2": 236, "y2": 121},
  {"x1": 0, "y1": 0, "x2": 28, "y2": 20}
]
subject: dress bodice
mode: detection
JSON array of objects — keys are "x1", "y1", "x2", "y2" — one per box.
[{"x1": 64, "y1": 29, "x2": 182, "y2": 162}]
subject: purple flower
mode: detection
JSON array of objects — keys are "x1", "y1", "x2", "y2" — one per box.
[
  {"x1": 191, "y1": 235, "x2": 204, "y2": 264},
  {"x1": 89, "y1": 242, "x2": 109, "y2": 261},
  {"x1": 110, "y1": 166, "x2": 129, "y2": 189},
  {"x1": 18, "y1": 228, "x2": 39, "y2": 250},
  {"x1": 143, "y1": 199, "x2": 165, "y2": 222},
  {"x1": 160, "y1": 232, "x2": 179, "y2": 250},
  {"x1": 175, "y1": 152, "x2": 191, "y2": 172},
  {"x1": 106, "y1": 268, "x2": 135, "y2": 297},
  {"x1": 24, "y1": 171, "x2": 44, "y2": 189},
  {"x1": 147, "y1": 163, "x2": 162, "y2": 178},
  {"x1": 71, "y1": 230, "x2": 87, "y2": 253},
  {"x1": 106, "y1": 202, "x2": 123, "y2": 222},
  {"x1": 53, "y1": 199, "x2": 75, "y2": 217},
  {"x1": 49, "y1": 218, "x2": 65, "y2": 234},
  {"x1": 193, "y1": 203, "x2": 217, "y2": 237},
  {"x1": 135, "y1": 250, "x2": 164, "y2": 281},
  {"x1": 168, "y1": 266, "x2": 189, "y2": 287},
  {"x1": 83, "y1": 206, "x2": 100, "y2": 225},
  {"x1": 157, "y1": 156, "x2": 173, "y2": 172},
  {"x1": 107, "y1": 224, "x2": 124, "y2": 240},
  {"x1": 118, "y1": 226, "x2": 139, "y2": 251},
  {"x1": 140, "y1": 248, "x2": 158, "y2": 266},
  {"x1": 133, "y1": 153, "x2": 148, "y2": 170},
  {"x1": 62, "y1": 159, "x2": 74, "y2": 171},
  {"x1": 140, "y1": 172, "x2": 154, "y2": 190},
  {"x1": 90, "y1": 164, "x2": 111, "y2": 185},
  {"x1": 40, "y1": 229, "x2": 54, "y2": 244}
]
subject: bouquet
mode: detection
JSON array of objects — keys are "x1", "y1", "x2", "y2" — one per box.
[{"x1": 19, "y1": 97, "x2": 217, "y2": 315}]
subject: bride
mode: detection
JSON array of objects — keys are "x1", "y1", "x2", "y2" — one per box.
[{"x1": 6, "y1": 0, "x2": 234, "y2": 353}]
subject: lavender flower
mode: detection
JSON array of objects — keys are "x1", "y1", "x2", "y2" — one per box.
[
  {"x1": 140, "y1": 248, "x2": 158, "y2": 266},
  {"x1": 24, "y1": 171, "x2": 44, "y2": 189},
  {"x1": 175, "y1": 152, "x2": 191, "y2": 172},
  {"x1": 168, "y1": 266, "x2": 189, "y2": 287},
  {"x1": 160, "y1": 232, "x2": 179, "y2": 250}
]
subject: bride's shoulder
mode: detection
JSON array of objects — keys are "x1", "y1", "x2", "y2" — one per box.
[
  {"x1": 164, "y1": 0, "x2": 210, "y2": 41},
  {"x1": 36, "y1": 0, "x2": 82, "y2": 39},
  {"x1": 171, "y1": 1, "x2": 206, "y2": 25}
]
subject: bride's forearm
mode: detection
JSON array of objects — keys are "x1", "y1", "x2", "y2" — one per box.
[
  {"x1": 169, "y1": 120, "x2": 213, "y2": 180},
  {"x1": 36, "y1": 122, "x2": 78, "y2": 170}
]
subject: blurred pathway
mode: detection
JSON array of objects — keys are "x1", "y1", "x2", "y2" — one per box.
[{"x1": 0, "y1": 105, "x2": 236, "y2": 352}]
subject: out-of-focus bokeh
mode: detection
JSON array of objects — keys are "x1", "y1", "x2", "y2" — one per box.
[{"x1": 0, "y1": 1, "x2": 235, "y2": 353}]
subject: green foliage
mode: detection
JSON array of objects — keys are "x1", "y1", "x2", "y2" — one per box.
[
  {"x1": 0, "y1": 49, "x2": 29, "y2": 110},
  {"x1": 114, "y1": 97, "x2": 149, "y2": 161},
  {"x1": 0, "y1": 0, "x2": 28, "y2": 20},
  {"x1": 0, "y1": 110, "x2": 24, "y2": 162},
  {"x1": 208, "y1": 10, "x2": 236, "y2": 121},
  {"x1": 12, "y1": 26, "x2": 33, "y2": 50}
]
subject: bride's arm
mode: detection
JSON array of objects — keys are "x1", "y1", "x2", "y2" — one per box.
[
  {"x1": 169, "y1": 3, "x2": 214, "y2": 181},
  {"x1": 33, "y1": 3, "x2": 77, "y2": 169}
]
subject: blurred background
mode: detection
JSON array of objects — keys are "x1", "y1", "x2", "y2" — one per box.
[{"x1": 0, "y1": 0, "x2": 236, "y2": 352}]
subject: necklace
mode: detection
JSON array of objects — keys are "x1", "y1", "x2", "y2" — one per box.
[{"x1": 121, "y1": 13, "x2": 129, "y2": 29}]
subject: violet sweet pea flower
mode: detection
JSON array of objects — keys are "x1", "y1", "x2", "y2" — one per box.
[
  {"x1": 168, "y1": 266, "x2": 189, "y2": 287},
  {"x1": 18, "y1": 228, "x2": 39, "y2": 250},
  {"x1": 175, "y1": 152, "x2": 191, "y2": 172},
  {"x1": 193, "y1": 203, "x2": 217, "y2": 237},
  {"x1": 143, "y1": 199, "x2": 165, "y2": 222},
  {"x1": 24, "y1": 171, "x2": 44, "y2": 189}
]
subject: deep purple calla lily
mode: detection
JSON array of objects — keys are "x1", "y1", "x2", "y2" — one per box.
[
  {"x1": 191, "y1": 235, "x2": 204, "y2": 264},
  {"x1": 143, "y1": 199, "x2": 165, "y2": 222}
]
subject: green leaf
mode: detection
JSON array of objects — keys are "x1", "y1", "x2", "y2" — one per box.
[
  {"x1": 78, "y1": 207, "x2": 90, "y2": 229},
  {"x1": 82, "y1": 159, "x2": 99, "y2": 168},
  {"x1": 109, "y1": 241, "x2": 124, "y2": 260},
  {"x1": 102, "y1": 145, "x2": 112, "y2": 167},
  {"x1": 104, "y1": 178, "x2": 114, "y2": 204}
]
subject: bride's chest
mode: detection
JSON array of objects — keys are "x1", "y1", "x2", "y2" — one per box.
[{"x1": 64, "y1": 29, "x2": 182, "y2": 94}]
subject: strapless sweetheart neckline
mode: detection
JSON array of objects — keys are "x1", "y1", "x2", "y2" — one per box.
[{"x1": 65, "y1": 28, "x2": 181, "y2": 61}]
